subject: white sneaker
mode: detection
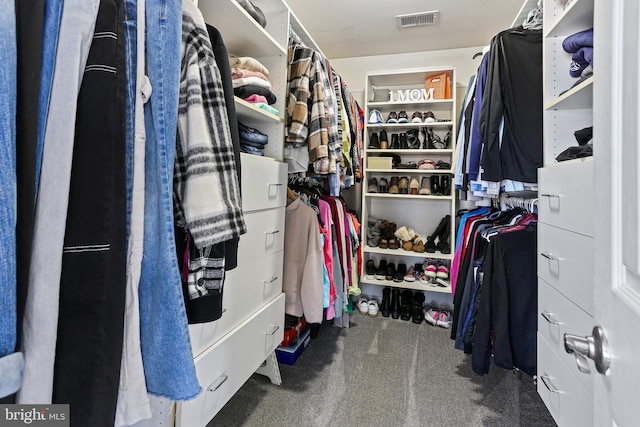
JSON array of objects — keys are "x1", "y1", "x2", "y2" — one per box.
[
  {"x1": 368, "y1": 299, "x2": 380, "y2": 317},
  {"x1": 368, "y1": 109, "x2": 383, "y2": 124},
  {"x1": 436, "y1": 311, "x2": 452, "y2": 328},
  {"x1": 357, "y1": 297, "x2": 369, "y2": 314},
  {"x1": 424, "y1": 307, "x2": 439, "y2": 325}
]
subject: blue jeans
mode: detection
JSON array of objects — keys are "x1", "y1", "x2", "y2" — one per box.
[
  {"x1": 0, "y1": 0, "x2": 23, "y2": 399},
  {"x1": 139, "y1": 0, "x2": 200, "y2": 400}
]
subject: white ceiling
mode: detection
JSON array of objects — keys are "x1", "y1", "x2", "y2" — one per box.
[{"x1": 284, "y1": 0, "x2": 527, "y2": 59}]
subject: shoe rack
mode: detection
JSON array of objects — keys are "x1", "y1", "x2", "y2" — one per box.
[
  {"x1": 361, "y1": 67, "x2": 457, "y2": 294},
  {"x1": 536, "y1": 0, "x2": 596, "y2": 424}
]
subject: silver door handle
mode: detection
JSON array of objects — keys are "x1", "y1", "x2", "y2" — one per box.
[
  {"x1": 207, "y1": 374, "x2": 228, "y2": 392},
  {"x1": 265, "y1": 230, "x2": 280, "y2": 235},
  {"x1": 264, "y1": 325, "x2": 280, "y2": 336},
  {"x1": 564, "y1": 326, "x2": 610, "y2": 374},
  {"x1": 539, "y1": 374, "x2": 559, "y2": 393},
  {"x1": 541, "y1": 252, "x2": 559, "y2": 261},
  {"x1": 269, "y1": 183, "x2": 283, "y2": 187},
  {"x1": 263, "y1": 276, "x2": 278, "y2": 284},
  {"x1": 541, "y1": 311, "x2": 559, "y2": 325},
  {"x1": 540, "y1": 193, "x2": 560, "y2": 198}
]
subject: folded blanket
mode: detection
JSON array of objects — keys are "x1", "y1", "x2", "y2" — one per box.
[
  {"x1": 228, "y1": 55, "x2": 269, "y2": 75},
  {"x1": 231, "y1": 67, "x2": 269, "y2": 81},
  {"x1": 232, "y1": 76, "x2": 271, "y2": 90},
  {"x1": 562, "y1": 28, "x2": 593, "y2": 52},
  {"x1": 234, "y1": 85, "x2": 277, "y2": 104}
]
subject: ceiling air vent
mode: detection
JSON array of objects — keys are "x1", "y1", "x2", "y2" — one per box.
[{"x1": 396, "y1": 11, "x2": 440, "y2": 28}]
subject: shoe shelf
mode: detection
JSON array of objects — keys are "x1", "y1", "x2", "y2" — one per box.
[
  {"x1": 366, "y1": 169, "x2": 454, "y2": 174},
  {"x1": 367, "y1": 99, "x2": 454, "y2": 108},
  {"x1": 364, "y1": 193, "x2": 454, "y2": 201},
  {"x1": 363, "y1": 245, "x2": 453, "y2": 261},
  {"x1": 361, "y1": 66, "x2": 457, "y2": 298},
  {"x1": 360, "y1": 277, "x2": 451, "y2": 294},
  {"x1": 367, "y1": 122, "x2": 454, "y2": 129},
  {"x1": 366, "y1": 149, "x2": 453, "y2": 154}
]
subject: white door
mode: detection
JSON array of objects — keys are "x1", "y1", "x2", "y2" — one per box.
[{"x1": 592, "y1": 0, "x2": 640, "y2": 425}]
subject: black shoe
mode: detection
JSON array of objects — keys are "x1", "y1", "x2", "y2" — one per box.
[
  {"x1": 427, "y1": 215, "x2": 449, "y2": 253},
  {"x1": 365, "y1": 259, "x2": 377, "y2": 279},
  {"x1": 391, "y1": 288, "x2": 401, "y2": 319},
  {"x1": 394, "y1": 263, "x2": 407, "y2": 283},
  {"x1": 406, "y1": 129, "x2": 420, "y2": 149},
  {"x1": 412, "y1": 292, "x2": 426, "y2": 324},
  {"x1": 443, "y1": 128, "x2": 452, "y2": 148},
  {"x1": 375, "y1": 259, "x2": 387, "y2": 280},
  {"x1": 379, "y1": 130, "x2": 389, "y2": 149},
  {"x1": 440, "y1": 175, "x2": 451, "y2": 196},
  {"x1": 390, "y1": 133, "x2": 400, "y2": 149},
  {"x1": 399, "y1": 133, "x2": 409, "y2": 149},
  {"x1": 385, "y1": 263, "x2": 396, "y2": 281},
  {"x1": 381, "y1": 287, "x2": 391, "y2": 317},
  {"x1": 400, "y1": 289, "x2": 413, "y2": 321},
  {"x1": 430, "y1": 175, "x2": 440, "y2": 195},
  {"x1": 368, "y1": 132, "x2": 380, "y2": 149}
]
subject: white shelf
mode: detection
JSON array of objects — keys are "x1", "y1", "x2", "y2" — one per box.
[
  {"x1": 366, "y1": 169, "x2": 453, "y2": 174},
  {"x1": 360, "y1": 277, "x2": 452, "y2": 293},
  {"x1": 365, "y1": 193, "x2": 454, "y2": 201},
  {"x1": 199, "y1": 0, "x2": 287, "y2": 58},
  {"x1": 366, "y1": 149, "x2": 453, "y2": 154},
  {"x1": 544, "y1": 76, "x2": 593, "y2": 110},
  {"x1": 544, "y1": 0, "x2": 594, "y2": 38},
  {"x1": 363, "y1": 245, "x2": 453, "y2": 260},
  {"x1": 235, "y1": 97, "x2": 284, "y2": 123},
  {"x1": 511, "y1": 0, "x2": 540, "y2": 28},
  {"x1": 367, "y1": 122, "x2": 454, "y2": 128},
  {"x1": 368, "y1": 99, "x2": 453, "y2": 108}
]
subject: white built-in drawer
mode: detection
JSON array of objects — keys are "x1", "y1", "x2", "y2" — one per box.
[
  {"x1": 240, "y1": 154, "x2": 287, "y2": 213},
  {"x1": 538, "y1": 159, "x2": 594, "y2": 237},
  {"x1": 176, "y1": 294, "x2": 285, "y2": 427},
  {"x1": 237, "y1": 207, "x2": 285, "y2": 265},
  {"x1": 189, "y1": 251, "x2": 284, "y2": 356},
  {"x1": 538, "y1": 278, "x2": 595, "y2": 395},
  {"x1": 537, "y1": 333, "x2": 593, "y2": 427},
  {"x1": 538, "y1": 222, "x2": 595, "y2": 315}
]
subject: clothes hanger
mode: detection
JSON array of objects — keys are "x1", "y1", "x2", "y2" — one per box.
[{"x1": 287, "y1": 187, "x2": 298, "y2": 201}]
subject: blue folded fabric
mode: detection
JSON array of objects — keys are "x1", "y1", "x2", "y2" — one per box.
[
  {"x1": 240, "y1": 144, "x2": 264, "y2": 156},
  {"x1": 238, "y1": 122, "x2": 268, "y2": 144},
  {"x1": 570, "y1": 47, "x2": 593, "y2": 77},
  {"x1": 562, "y1": 28, "x2": 593, "y2": 52}
]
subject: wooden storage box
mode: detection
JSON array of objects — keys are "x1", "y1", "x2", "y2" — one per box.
[{"x1": 424, "y1": 73, "x2": 451, "y2": 99}]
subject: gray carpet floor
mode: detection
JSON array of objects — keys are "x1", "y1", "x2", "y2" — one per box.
[{"x1": 209, "y1": 313, "x2": 556, "y2": 427}]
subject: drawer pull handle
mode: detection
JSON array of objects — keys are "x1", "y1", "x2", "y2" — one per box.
[
  {"x1": 265, "y1": 230, "x2": 280, "y2": 235},
  {"x1": 207, "y1": 374, "x2": 229, "y2": 392},
  {"x1": 541, "y1": 311, "x2": 559, "y2": 325},
  {"x1": 264, "y1": 325, "x2": 280, "y2": 336},
  {"x1": 540, "y1": 193, "x2": 560, "y2": 198},
  {"x1": 269, "y1": 183, "x2": 283, "y2": 187},
  {"x1": 540, "y1": 375, "x2": 559, "y2": 393},
  {"x1": 263, "y1": 276, "x2": 278, "y2": 284},
  {"x1": 541, "y1": 252, "x2": 558, "y2": 261}
]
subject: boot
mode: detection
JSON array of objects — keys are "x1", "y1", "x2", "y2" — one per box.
[
  {"x1": 381, "y1": 287, "x2": 391, "y2": 317},
  {"x1": 400, "y1": 289, "x2": 413, "y2": 321},
  {"x1": 426, "y1": 215, "x2": 450, "y2": 253},
  {"x1": 390, "y1": 133, "x2": 400, "y2": 149},
  {"x1": 391, "y1": 288, "x2": 401, "y2": 319},
  {"x1": 430, "y1": 175, "x2": 440, "y2": 195},
  {"x1": 412, "y1": 292, "x2": 426, "y2": 324},
  {"x1": 436, "y1": 216, "x2": 451, "y2": 254},
  {"x1": 440, "y1": 175, "x2": 451, "y2": 196},
  {"x1": 368, "y1": 132, "x2": 380, "y2": 149},
  {"x1": 379, "y1": 130, "x2": 389, "y2": 150},
  {"x1": 399, "y1": 133, "x2": 409, "y2": 149}
]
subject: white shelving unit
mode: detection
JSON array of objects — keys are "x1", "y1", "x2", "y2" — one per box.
[
  {"x1": 360, "y1": 67, "x2": 457, "y2": 295},
  {"x1": 537, "y1": 0, "x2": 595, "y2": 425}
]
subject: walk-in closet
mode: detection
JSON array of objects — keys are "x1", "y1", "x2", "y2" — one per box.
[{"x1": 1, "y1": 0, "x2": 639, "y2": 426}]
